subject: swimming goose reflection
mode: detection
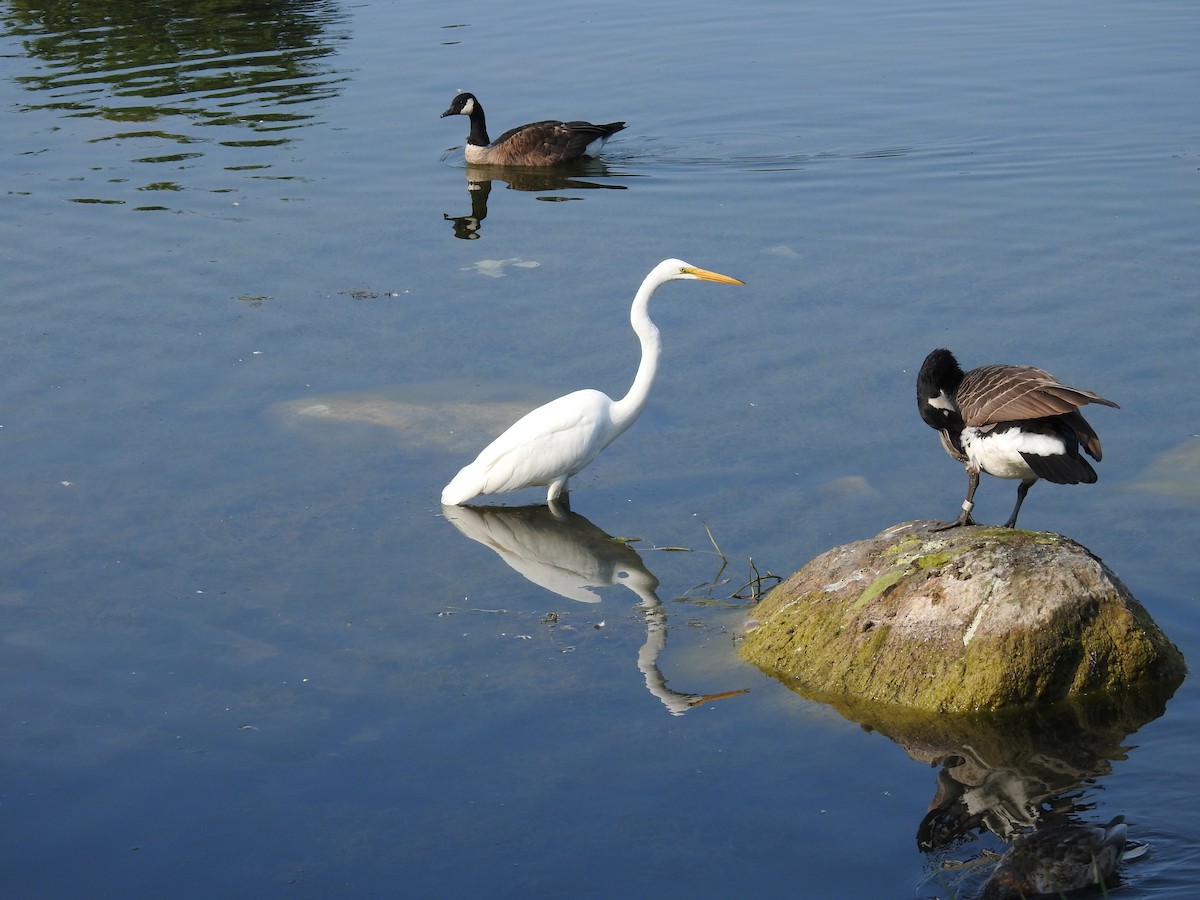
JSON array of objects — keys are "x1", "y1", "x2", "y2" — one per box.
[
  {"x1": 441, "y1": 503, "x2": 746, "y2": 715},
  {"x1": 443, "y1": 160, "x2": 629, "y2": 240},
  {"x1": 444, "y1": 178, "x2": 492, "y2": 240}
]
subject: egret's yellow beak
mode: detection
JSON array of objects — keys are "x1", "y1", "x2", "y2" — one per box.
[
  {"x1": 687, "y1": 688, "x2": 751, "y2": 709},
  {"x1": 684, "y1": 266, "x2": 745, "y2": 286}
]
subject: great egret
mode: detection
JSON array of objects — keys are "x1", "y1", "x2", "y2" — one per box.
[
  {"x1": 440, "y1": 92, "x2": 626, "y2": 166},
  {"x1": 916, "y1": 348, "x2": 1119, "y2": 528},
  {"x1": 441, "y1": 259, "x2": 744, "y2": 507},
  {"x1": 980, "y1": 816, "x2": 1144, "y2": 899}
]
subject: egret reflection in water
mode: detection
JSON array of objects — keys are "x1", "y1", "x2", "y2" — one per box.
[
  {"x1": 443, "y1": 160, "x2": 629, "y2": 240},
  {"x1": 442, "y1": 503, "x2": 746, "y2": 716}
]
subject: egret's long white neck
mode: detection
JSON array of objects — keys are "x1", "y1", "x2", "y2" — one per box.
[{"x1": 609, "y1": 277, "x2": 663, "y2": 433}]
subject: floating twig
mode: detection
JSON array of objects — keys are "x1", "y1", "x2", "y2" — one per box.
[{"x1": 731, "y1": 558, "x2": 783, "y2": 602}]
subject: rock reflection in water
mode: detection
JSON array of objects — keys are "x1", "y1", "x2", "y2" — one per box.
[
  {"x1": 767, "y1": 677, "x2": 1177, "y2": 896},
  {"x1": 442, "y1": 503, "x2": 746, "y2": 715},
  {"x1": 906, "y1": 688, "x2": 1175, "y2": 851},
  {"x1": 885, "y1": 688, "x2": 1171, "y2": 897}
]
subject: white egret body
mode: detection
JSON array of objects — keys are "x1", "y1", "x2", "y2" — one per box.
[{"x1": 441, "y1": 259, "x2": 743, "y2": 506}]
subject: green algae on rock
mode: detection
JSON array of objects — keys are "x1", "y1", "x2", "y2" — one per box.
[{"x1": 739, "y1": 521, "x2": 1185, "y2": 713}]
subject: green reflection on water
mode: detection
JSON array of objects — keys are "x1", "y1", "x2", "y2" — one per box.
[{"x1": 6, "y1": 0, "x2": 347, "y2": 134}]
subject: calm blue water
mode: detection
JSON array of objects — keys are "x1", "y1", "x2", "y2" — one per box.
[{"x1": 2, "y1": 1, "x2": 1199, "y2": 897}]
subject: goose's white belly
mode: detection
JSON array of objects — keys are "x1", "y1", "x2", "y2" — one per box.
[{"x1": 962, "y1": 428, "x2": 1061, "y2": 480}]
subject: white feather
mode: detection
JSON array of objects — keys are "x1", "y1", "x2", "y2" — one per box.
[
  {"x1": 962, "y1": 428, "x2": 1066, "y2": 480},
  {"x1": 583, "y1": 136, "x2": 610, "y2": 157},
  {"x1": 926, "y1": 390, "x2": 957, "y2": 413}
]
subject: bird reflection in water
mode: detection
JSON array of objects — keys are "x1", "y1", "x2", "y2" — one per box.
[
  {"x1": 443, "y1": 160, "x2": 628, "y2": 240},
  {"x1": 978, "y1": 816, "x2": 1147, "y2": 900},
  {"x1": 903, "y1": 689, "x2": 1172, "y2": 897},
  {"x1": 441, "y1": 503, "x2": 746, "y2": 715}
]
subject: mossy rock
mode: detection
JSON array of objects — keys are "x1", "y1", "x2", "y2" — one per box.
[{"x1": 739, "y1": 521, "x2": 1186, "y2": 713}]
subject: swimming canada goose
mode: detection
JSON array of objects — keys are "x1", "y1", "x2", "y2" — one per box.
[
  {"x1": 916, "y1": 348, "x2": 1119, "y2": 529},
  {"x1": 440, "y1": 92, "x2": 626, "y2": 166}
]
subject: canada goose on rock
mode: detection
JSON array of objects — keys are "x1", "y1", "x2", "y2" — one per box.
[
  {"x1": 916, "y1": 348, "x2": 1119, "y2": 529},
  {"x1": 440, "y1": 92, "x2": 626, "y2": 166}
]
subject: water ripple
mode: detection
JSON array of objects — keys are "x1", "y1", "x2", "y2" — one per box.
[{"x1": 5, "y1": 0, "x2": 351, "y2": 206}]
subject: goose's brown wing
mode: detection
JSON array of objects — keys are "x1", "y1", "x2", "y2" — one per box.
[
  {"x1": 490, "y1": 120, "x2": 625, "y2": 165},
  {"x1": 956, "y1": 364, "x2": 1119, "y2": 427}
]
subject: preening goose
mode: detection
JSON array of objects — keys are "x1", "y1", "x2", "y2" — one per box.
[
  {"x1": 916, "y1": 348, "x2": 1119, "y2": 529},
  {"x1": 440, "y1": 92, "x2": 626, "y2": 166}
]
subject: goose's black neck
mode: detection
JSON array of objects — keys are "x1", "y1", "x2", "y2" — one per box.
[
  {"x1": 917, "y1": 348, "x2": 967, "y2": 440},
  {"x1": 466, "y1": 104, "x2": 490, "y2": 147}
]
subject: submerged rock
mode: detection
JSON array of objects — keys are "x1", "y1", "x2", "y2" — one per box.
[{"x1": 739, "y1": 521, "x2": 1185, "y2": 712}]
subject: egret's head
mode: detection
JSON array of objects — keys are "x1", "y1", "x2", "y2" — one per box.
[{"x1": 656, "y1": 258, "x2": 744, "y2": 286}]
